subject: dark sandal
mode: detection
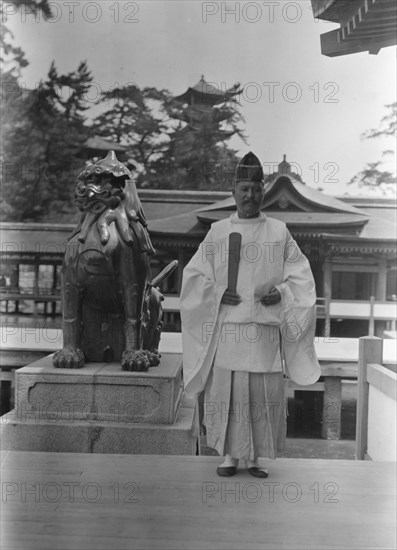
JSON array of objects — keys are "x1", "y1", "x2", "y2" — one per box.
[
  {"x1": 216, "y1": 466, "x2": 237, "y2": 477},
  {"x1": 247, "y1": 467, "x2": 268, "y2": 478}
]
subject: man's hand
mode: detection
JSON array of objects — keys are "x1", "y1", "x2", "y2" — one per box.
[
  {"x1": 221, "y1": 289, "x2": 242, "y2": 305},
  {"x1": 260, "y1": 286, "x2": 281, "y2": 306}
]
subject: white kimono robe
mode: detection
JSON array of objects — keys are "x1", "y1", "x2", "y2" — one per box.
[
  {"x1": 180, "y1": 213, "x2": 321, "y2": 458},
  {"x1": 181, "y1": 213, "x2": 320, "y2": 393}
]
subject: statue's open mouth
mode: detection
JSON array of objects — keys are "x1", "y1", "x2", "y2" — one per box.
[
  {"x1": 76, "y1": 182, "x2": 111, "y2": 200},
  {"x1": 75, "y1": 180, "x2": 125, "y2": 212},
  {"x1": 85, "y1": 183, "x2": 111, "y2": 197}
]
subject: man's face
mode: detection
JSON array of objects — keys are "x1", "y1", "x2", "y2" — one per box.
[{"x1": 233, "y1": 180, "x2": 264, "y2": 218}]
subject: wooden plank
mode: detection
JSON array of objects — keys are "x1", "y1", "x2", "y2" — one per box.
[
  {"x1": 367, "y1": 363, "x2": 397, "y2": 401},
  {"x1": 0, "y1": 350, "x2": 49, "y2": 368},
  {"x1": 355, "y1": 337, "x2": 383, "y2": 460},
  {"x1": 288, "y1": 382, "x2": 325, "y2": 392},
  {"x1": 373, "y1": 302, "x2": 397, "y2": 318},
  {"x1": 0, "y1": 294, "x2": 60, "y2": 302},
  {"x1": 315, "y1": 337, "x2": 395, "y2": 364},
  {"x1": 329, "y1": 301, "x2": 373, "y2": 317},
  {"x1": 1, "y1": 293, "x2": 181, "y2": 308},
  {"x1": 162, "y1": 296, "x2": 180, "y2": 312},
  {"x1": 320, "y1": 362, "x2": 357, "y2": 377},
  {"x1": 330, "y1": 264, "x2": 379, "y2": 272},
  {"x1": 1, "y1": 451, "x2": 396, "y2": 550},
  {"x1": 315, "y1": 337, "x2": 360, "y2": 362}
]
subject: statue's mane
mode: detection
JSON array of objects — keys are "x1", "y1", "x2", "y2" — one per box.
[{"x1": 68, "y1": 152, "x2": 155, "y2": 255}]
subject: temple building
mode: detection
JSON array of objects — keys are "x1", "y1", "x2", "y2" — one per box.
[
  {"x1": 174, "y1": 75, "x2": 243, "y2": 108},
  {"x1": 311, "y1": 0, "x2": 397, "y2": 57},
  {"x1": 173, "y1": 75, "x2": 243, "y2": 134},
  {"x1": 1, "y1": 156, "x2": 396, "y2": 337}
]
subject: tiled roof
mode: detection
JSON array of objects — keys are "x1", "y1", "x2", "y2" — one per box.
[
  {"x1": 174, "y1": 77, "x2": 243, "y2": 105},
  {"x1": 195, "y1": 175, "x2": 371, "y2": 235},
  {"x1": 312, "y1": 0, "x2": 397, "y2": 57}
]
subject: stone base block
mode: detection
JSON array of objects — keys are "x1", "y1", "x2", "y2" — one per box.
[
  {"x1": 0, "y1": 395, "x2": 199, "y2": 455},
  {"x1": 14, "y1": 353, "x2": 183, "y2": 425},
  {"x1": 1, "y1": 352, "x2": 199, "y2": 455}
]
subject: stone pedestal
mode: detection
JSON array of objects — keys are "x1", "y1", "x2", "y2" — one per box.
[
  {"x1": 321, "y1": 377, "x2": 342, "y2": 440},
  {"x1": 1, "y1": 353, "x2": 199, "y2": 455}
]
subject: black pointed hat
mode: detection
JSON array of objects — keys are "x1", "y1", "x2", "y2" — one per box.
[{"x1": 235, "y1": 151, "x2": 263, "y2": 183}]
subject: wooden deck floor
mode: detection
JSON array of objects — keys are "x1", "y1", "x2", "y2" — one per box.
[{"x1": 1, "y1": 451, "x2": 396, "y2": 550}]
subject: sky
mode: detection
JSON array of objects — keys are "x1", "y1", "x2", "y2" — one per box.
[{"x1": 5, "y1": 0, "x2": 397, "y2": 196}]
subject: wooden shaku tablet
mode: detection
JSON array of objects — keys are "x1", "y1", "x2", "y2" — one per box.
[{"x1": 227, "y1": 232, "x2": 242, "y2": 293}]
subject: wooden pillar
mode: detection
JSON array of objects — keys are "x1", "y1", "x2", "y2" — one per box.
[
  {"x1": 277, "y1": 380, "x2": 289, "y2": 453},
  {"x1": 375, "y1": 258, "x2": 387, "y2": 301},
  {"x1": 321, "y1": 377, "x2": 342, "y2": 440},
  {"x1": 323, "y1": 260, "x2": 332, "y2": 337},
  {"x1": 374, "y1": 259, "x2": 387, "y2": 336},
  {"x1": 355, "y1": 336, "x2": 383, "y2": 460},
  {"x1": 11, "y1": 265, "x2": 20, "y2": 313},
  {"x1": 177, "y1": 250, "x2": 185, "y2": 293},
  {"x1": 33, "y1": 262, "x2": 39, "y2": 316},
  {"x1": 52, "y1": 265, "x2": 58, "y2": 315}
]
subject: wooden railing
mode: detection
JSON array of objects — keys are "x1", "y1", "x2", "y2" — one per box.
[
  {"x1": 0, "y1": 287, "x2": 60, "y2": 299},
  {"x1": 319, "y1": 296, "x2": 397, "y2": 336},
  {"x1": 1, "y1": 290, "x2": 396, "y2": 337},
  {"x1": 356, "y1": 336, "x2": 397, "y2": 461},
  {"x1": 0, "y1": 288, "x2": 179, "y2": 307},
  {"x1": 0, "y1": 290, "x2": 181, "y2": 319}
]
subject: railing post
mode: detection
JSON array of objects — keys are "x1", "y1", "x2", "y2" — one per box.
[
  {"x1": 324, "y1": 295, "x2": 331, "y2": 338},
  {"x1": 368, "y1": 296, "x2": 375, "y2": 336},
  {"x1": 323, "y1": 260, "x2": 332, "y2": 338},
  {"x1": 355, "y1": 336, "x2": 383, "y2": 460}
]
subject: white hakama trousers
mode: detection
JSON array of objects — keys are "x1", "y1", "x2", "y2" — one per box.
[{"x1": 204, "y1": 368, "x2": 287, "y2": 460}]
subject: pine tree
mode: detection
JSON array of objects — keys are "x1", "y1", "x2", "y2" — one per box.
[
  {"x1": 2, "y1": 60, "x2": 93, "y2": 221},
  {"x1": 92, "y1": 83, "x2": 246, "y2": 190},
  {"x1": 0, "y1": 1, "x2": 52, "y2": 78},
  {"x1": 349, "y1": 103, "x2": 396, "y2": 196},
  {"x1": 92, "y1": 85, "x2": 171, "y2": 186},
  {"x1": 1, "y1": 1, "x2": 53, "y2": 219}
]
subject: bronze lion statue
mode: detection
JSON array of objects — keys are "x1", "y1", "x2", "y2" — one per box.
[{"x1": 53, "y1": 151, "x2": 177, "y2": 372}]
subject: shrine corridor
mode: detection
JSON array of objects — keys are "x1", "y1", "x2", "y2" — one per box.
[{"x1": 1, "y1": 451, "x2": 395, "y2": 549}]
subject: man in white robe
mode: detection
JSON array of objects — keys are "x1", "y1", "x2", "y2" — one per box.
[{"x1": 180, "y1": 152, "x2": 320, "y2": 477}]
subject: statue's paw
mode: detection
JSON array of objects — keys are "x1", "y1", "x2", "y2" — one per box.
[
  {"x1": 121, "y1": 350, "x2": 150, "y2": 372},
  {"x1": 146, "y1": 351, "x2": 160, "y2": 367},
  {"x1": 53, "y1": 347, "x2": 85, "y2": 369}
]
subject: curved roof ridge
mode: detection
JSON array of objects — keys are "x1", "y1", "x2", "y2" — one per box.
[
  {"x1": 197, "y1": 175, "x2": 369, "y2": 217},
  {"x1": 264, "y1": 175, "x2": 369, "y2": 216}
]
